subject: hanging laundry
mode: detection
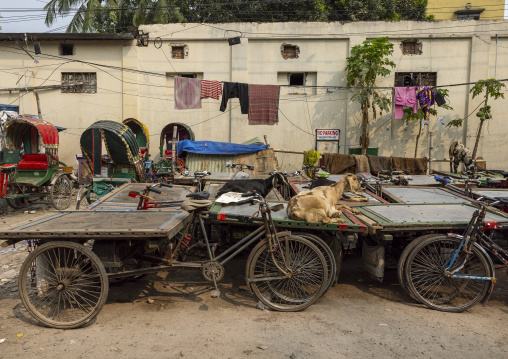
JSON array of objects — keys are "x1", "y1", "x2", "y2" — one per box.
[
  {"x1": 201, "y1": 79, "x2": 222, "y2": 100},
  {"x1": 415, "y1": 86, "x2": 435, "y2": 120},
  {"x1": 394, "y1": 87, "x2": 418, "y2": 119},
  {"x1": 174, "y1": 76, "x2": 202, "y2": 110},
  {"x1": 220, "y1": 82, "x2": 249, "y2": 114},
  {"x1": 248, "y1": 84, "x2": 280, "y2": 125}
]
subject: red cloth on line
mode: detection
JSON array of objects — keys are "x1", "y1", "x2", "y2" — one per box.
[
  {"x1": 248, "y1": 84, "x2": 280, "y2": 125},
  {"x1": 201, "y1": 80, "x2": 222, "y2": 100}
]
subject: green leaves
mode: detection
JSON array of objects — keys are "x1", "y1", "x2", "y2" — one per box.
[
  {"x1": 470, "y1": 78, "x2": 506, "y2": 101},
  {"x1": 346, "y1": 37, "x2": 395, "y2": 89}
]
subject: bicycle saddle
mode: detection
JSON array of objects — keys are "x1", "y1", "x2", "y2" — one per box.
[
  {"x1": 181, "y1": 199, "x2": 213, "y2": 211},
  {"x1": 186, "y1": 191, "x2": 210, "y2": 200}
]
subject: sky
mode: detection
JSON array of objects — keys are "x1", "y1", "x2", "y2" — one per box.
[
  {"x1": 0, "y1": 0, "x2": 71, "y2": 33},
  {"x1": 0, "y1": 0, "x2": 507, "y2": 33}
]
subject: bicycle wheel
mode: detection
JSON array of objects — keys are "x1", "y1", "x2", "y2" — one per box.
[
  {"x1": 404, "y1": 236, "x2": 493, "y2": 312},
  {"x1": 246, "y1": 235, "x2": 328, "y2": 311},
  {"x1": 18, "y1": 241, "x2": 109, "y2": 329},
  {"x1": 397, "y1": 234, "x2": 443, "y2": 300},
  {"x1": 292, "y1": 232, "x2": 337, "y2": 296},
  {"x1": 50, "y1": 175, "x2": 72, "y2": 210},
  {"x1": 75, "y1": 188, "x2": 98, "y2": 210}
]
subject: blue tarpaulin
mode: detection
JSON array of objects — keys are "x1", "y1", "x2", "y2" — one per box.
[{"x1": 177, "y1": 140, "x2": 266, "y2": 155}]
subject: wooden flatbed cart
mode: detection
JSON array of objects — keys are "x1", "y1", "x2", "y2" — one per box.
[
  {"x1": 3, "y1": 194, "x2": 346, "y2": 329},
  {"x1": 0, "y1": 117, "x2": 73, "y2": 210}
]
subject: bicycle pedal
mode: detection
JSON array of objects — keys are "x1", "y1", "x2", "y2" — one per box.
[{"x1": 211, "y1": 289, "x2": 220, "y2": 298}]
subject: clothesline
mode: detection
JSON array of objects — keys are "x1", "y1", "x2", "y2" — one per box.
[{"x1": 166, "y1": 73, "x2": 508, "y2": 90}]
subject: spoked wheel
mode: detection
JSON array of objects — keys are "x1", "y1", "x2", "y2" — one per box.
[
  {"x1": 292, "y1": 232, "x2": 337, "y2": 296},
  {"x1": 50, "y1": 175, "x2": 72, "y2": 210},
  {"x1": 75, "y1": 188, "x2": 98, "y2": 210},
  {"x1": 246, "y1": 235, "x2": 328, "y2": 312},
  {"x1": 397, "y1": 234, "x2": 443, "y2": 300},
  {"x1": 6, "y1": 197, "x2": 27, "y2": 209},
  {"x1": 404, "y1": 236, "x2": 493, "y2": 312},
  {"x1": 18, "y1": 241, "x2": 109, "y2": 329}
]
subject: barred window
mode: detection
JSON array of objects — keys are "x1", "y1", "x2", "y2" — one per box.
[{"x1": 61, "y1": 73, "x2": 97, "y2": 93}]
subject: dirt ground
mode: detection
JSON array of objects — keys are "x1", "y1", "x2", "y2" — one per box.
[{"x1": 0, "y1": 203, "x2": 507, "y2": 359}]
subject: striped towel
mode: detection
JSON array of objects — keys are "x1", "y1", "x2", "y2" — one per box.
[
  {"x1": 174, "y1": 77, "x2": 202, "y2": 110},
  {"x1": 248, "y1": 84, "x2": 280, "y2": 125},
  {"x1": 201, "y1": 80, "x2": 222, "y2": 100}
]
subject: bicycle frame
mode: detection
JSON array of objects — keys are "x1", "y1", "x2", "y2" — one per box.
[
  {"x1": 174, "y1": 195, "x2": 290, "y2": 278},
  {"x1": 443, "y1": 207, "x2": 497, "y2": 282}
]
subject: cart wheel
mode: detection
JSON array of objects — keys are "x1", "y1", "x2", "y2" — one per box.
[
  {"x1": 50, "y1": 175, "x2": 72, "y2": 210},
  {"x1": 397, "y1": 234, "x2": 442, "y2": 301},
  {"x1": 75, "y1": 187, "x2": 97, "y2": 210},
  {"x1": 18, "y1": 241, "x2": 109, "y2": 329},
  {"x1": 246, "y1": 236, "x2": 327, "y2": 312},
  {"x1": 292, "y1": 232, "x2": 336, "y2": 296},
  {"x1": 404, "y1": 236, "x2": 493, "y2": 312},
  {"x1": 6, "y1": 197, "x2": 27, "y2": 209}
]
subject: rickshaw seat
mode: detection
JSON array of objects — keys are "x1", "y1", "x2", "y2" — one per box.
[{"x1": 18, "y1": 154, "x2": 48, "y2": 170}]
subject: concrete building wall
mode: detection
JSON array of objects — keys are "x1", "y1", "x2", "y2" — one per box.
[
  {"x1": 426, "y1": 0, "x2": 505, "y2": 20},
  {"x1": 1, "y1": 21, "x2": 507, "y2": 172}
]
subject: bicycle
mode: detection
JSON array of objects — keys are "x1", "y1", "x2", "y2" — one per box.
[
  {"x1": 134, "y1": 189, "x2": 330, "y2": 311},
  {"x1": 402, "y1": 205, "x2": 507, "y2": 312}
]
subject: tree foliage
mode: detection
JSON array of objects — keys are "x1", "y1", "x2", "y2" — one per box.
[
  {"x1": 43, "y1": 0, "x2": 430, "y2": 33},
  {"x1": 346, "y1": 37, "x2": 395, "y2": 154},
  {"x1": 469, "y1": 79, "x2": 505, "y2": 158}
]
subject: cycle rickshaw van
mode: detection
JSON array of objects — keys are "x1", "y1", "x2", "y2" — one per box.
[
  {"x1": 0, "y1": 116, "x2": 72, "y2": 210},
  {"x1": 76, "y1": 120, "x2": 145, "y2": 209}
]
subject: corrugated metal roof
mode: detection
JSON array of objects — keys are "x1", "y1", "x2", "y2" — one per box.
[{"x1": 186, "y1": 153, "x2": 235, "y2": 172}]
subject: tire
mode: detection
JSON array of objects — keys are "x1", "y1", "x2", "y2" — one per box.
[
  {"x1": 404, "y1": 236, "x2": 493, "y2": 312},
  {"x1": 75, "y1": 188, "x2": 97, "y2": 210},
  {"x1": 6, "y1": 197, "x2": 27, "y2": 209},
  {"x1": 50, "y1": 175, "x2": 72, "y2": 210},
  {"x1": 18, "y1": 241, "x2": 109, "y2": 329},
  {"x1": 246, "y1": 235, "x2": 328, "y2": 312},
  {"x1": 292, "y1": 232, "x2": 337, "y2": 296},
  {"x1": 397, "y1": 234, "x2": 443, "y2": 300}
]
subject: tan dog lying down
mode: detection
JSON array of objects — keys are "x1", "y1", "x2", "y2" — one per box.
[{"x1": 287, "y1": 174, "x2": 362, "y2": 223}]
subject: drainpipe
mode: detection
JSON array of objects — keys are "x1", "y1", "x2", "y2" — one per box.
[{"x1": 495, "y1": 34, "x2": 498, "y2": 79}]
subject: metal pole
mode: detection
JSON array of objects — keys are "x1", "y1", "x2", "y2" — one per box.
[{"x1": 34, "y1": 92, "x2": 42, "y2": 120}]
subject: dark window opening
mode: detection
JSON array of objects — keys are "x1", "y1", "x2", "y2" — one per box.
[
  {"x1": 394, "y1": 72, "x2": 437, "y2": 87},
  {"x1": 179, "y1": 73, "x2": 197, "y2": 78},
  {"x1": 457, "y1": 13, "x2": 481, "y2": 20},
  {"x1": 401, "y1": 40, "x2": 422, "y2": 55},
  {"x1": 289, "y1": 73, "x2": 305, "y2": 86},
  {"x1": 60, "y1": 43, "x2": 74, "y2": 56},
  {"x1": 172, "y1": 46, "x2": 185, "y2": 59}
]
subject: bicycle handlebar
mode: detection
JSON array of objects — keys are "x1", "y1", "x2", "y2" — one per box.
[
  {"x1": 159, "y1": 182, "x2": 173, "y2": 188},
  {"x1": 236, "y1": 198, "x2": 254, "y2": 205},
  {"x1": 241, "y1": 192, "x2": 258, "y2": 197},
  {"x1": 147, "y1": 187, "x2": 162, "y2": 194}
]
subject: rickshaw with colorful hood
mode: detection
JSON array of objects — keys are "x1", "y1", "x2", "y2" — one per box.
[
  {"x1": 0, "y1": 116, "x2": 73, "y2": 210},
  {"x1": 76, "y1": 120, "x2": 145, "y2": 209}
]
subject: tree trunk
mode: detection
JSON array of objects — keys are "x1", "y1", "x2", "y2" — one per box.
[
  {"x1": 360, "y1": 101, "x2": 369, "y2": 155},
  {"x1": 414, "y1": 118, "x2": 423, "y2": 158},
  {"x1": 472, "y1": 94, "x2": 489, "y2": 159}
]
